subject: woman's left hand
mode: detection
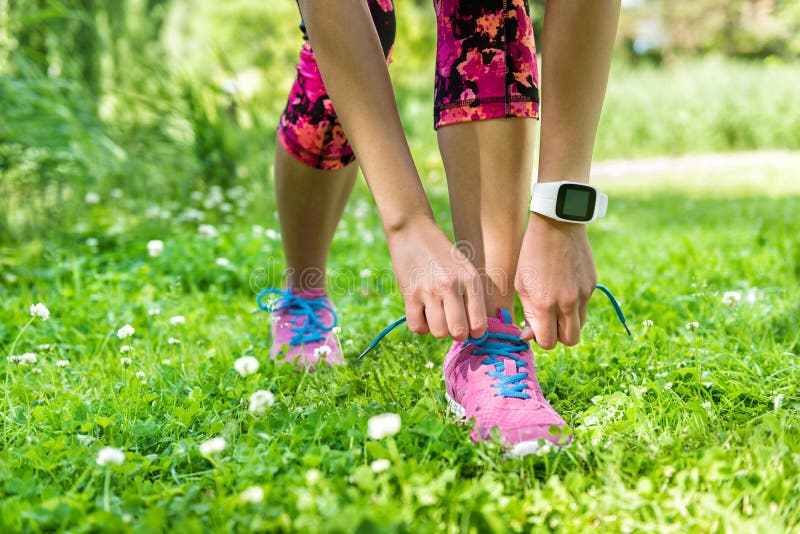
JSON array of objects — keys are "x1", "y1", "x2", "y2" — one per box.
[{"x1": 514, "y1": 213, "x2": 597, "y2": 349}]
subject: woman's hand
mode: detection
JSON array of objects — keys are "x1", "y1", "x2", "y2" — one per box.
[
  {"x1": 386, "y1": 216, "x2": 487, "y2": 342},
  {"x1": 515, "y1": 213, "x2": 596, "y2": 349}
]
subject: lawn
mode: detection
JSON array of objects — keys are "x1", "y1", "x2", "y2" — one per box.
[{"x1": 2, "y1": 152, "x2": 799, "y2": 532}]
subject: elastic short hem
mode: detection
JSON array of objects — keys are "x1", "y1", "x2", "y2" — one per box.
[
  {"x1": 434, "y1": 98, "x2": 539, "y2": 130},
  {"x1": 277, "y1": 127, "x2": 356, "y2": 171}
]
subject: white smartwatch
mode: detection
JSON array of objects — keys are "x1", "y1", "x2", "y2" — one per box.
[{"x1": 529, "y1": 181, "x2": 608, "y2": 223}]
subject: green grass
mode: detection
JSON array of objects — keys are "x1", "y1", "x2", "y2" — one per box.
[{"x1": 2, "y1": 157, "x2": 799, "y2": 532}]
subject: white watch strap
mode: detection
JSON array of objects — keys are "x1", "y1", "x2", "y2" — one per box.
[{"x1": 529, "y1": 181, "x2": 607, "y2": 223}]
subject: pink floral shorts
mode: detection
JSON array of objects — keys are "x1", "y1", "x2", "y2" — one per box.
[{"x1": 278, "y1": 0, "x2": 539, "y2": 170}]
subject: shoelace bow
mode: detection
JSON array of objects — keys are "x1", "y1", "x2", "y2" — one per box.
[{"x1": 257, "y1": 288, "x2": 337, "y2": 345}]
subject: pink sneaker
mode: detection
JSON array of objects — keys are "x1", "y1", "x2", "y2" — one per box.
[
  {"x1": 444, "y1": 308, "x2": 572, "y2": 455},
  {"x1": 257, "y1": 287, "x2": 342, "y2": 367}
]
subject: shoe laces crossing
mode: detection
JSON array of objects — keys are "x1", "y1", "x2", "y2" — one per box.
[
  {"x1": 257, "y1": 288, "x2": 337, "y2": 346},
  {"x1": 468, "y1": 330, "x2": 532, "y2": 399}
]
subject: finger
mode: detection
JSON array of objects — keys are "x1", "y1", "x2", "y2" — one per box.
[
  {"x1": 405, "y1": 301, "x2": 429, "y2": 335},
  {"x1": 463, "y1": 274, "x2": 487, "y2": 338},
  {"x1": 558, "y1": 307, "x2": 581, "y2": 346},
  {"x1": 578, "y1": 285, "x2": 593, "y2": 327},
  {"x1": 443, "y1": 292, "x2": 469, "y2": 342},
  {"x1": 525, "y1": 306, "x2": 557, "y2": 350},
  {"x1": 424, "y1": 299, "x2": 450, "y2": 338},
  {"x1": 578, "y1": 300, "x2": 588, "y2": 328}
]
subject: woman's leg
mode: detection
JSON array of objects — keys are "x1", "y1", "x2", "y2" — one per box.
[
  {"x1": 438, "y1": 118, "x2": 536, "y2": 318},
  {"x1": 275, "y1": 145, "x2": 358, "y2": 291},
  {"x1": 433, "y1": 0, "x2": 540, "y2": 319},
  {"x1": 275, "y1": 0, "x2": 395, "y2": 290}
]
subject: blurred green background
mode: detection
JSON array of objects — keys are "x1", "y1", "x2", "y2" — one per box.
[{"x1": 1, "y1": 0, "x2": 799, "y2": 241}]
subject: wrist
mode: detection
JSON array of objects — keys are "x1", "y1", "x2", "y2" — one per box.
[
  {"x1": 383, "y1": 210, "x2": 436, "y2": 237},
  {"x1": 529, "y1": 211, "x2": 587, "y2": 232}
]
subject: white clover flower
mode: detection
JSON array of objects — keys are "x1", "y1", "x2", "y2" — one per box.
[
  {"x1": 86, "y1": 238, "x2": 99, "y2": 248},
  {"x1": 359, "y1": 268, "x2": 372, "y2": 278},
  {"x1": 313, "y1": 345, "x2": 331, "y2": 359},
  {"x1": 56, "y1": 360, "x2": 69, "y2": 368},
  {"x1": 147, "y1": 240, "x2": 164, "y2": 258},
  {"x1": 234, "y1": 356, "x2": 259, "y2": 377},
  {"x1": 248, "y1": 390, "x2": 275, "y2": 415},
  {"x1": 190, "y1": 190, "x2": 204, "y2": 202},
  {"x1": 701, "y1": 401, "x2": 712, "y2": 410},
  {"x1": 642, "y1": 319, "x2": 654, "y2": 328},
  {"x1": 305, "y1": 469, "x2": 321, "y2": 485},
  {"x1": 198, "y1": 224, "x2": 218, "y2": 239},
  {"x1": 169, "y1": 316, "x2": 185, "y2": 326},
  {"x1": 721, "y1": 291, "x2": 742, "y2": 307},
  {"x1": 30, "y1": 303, "x2": 50, "y2": 320},
  {"x1": 148, "y1": 307, "x2": 161, "y2": 316},
  {"x1": 664, "y1": 382, "x2": 673, "y2": 390},
  {"x1": 168, "y1": 337, "x2": 181, "y2": 345},
  {"x1": 20, "y1": 353, "x2": 37, "y2": 365},
  {"x1": 370, "y1": 459, "x2": 391, "y2": 473},
  {"x1": 331, "y1": 326, "x2": 342, "y2": 335},
  {"x1": 31, "y1": 367, "x2": 42, "y2": 374},
  {"x1": 265, "y1": 229, "x2": 279, "y2": 240},
  {"x1": 239, "y1": 486, "x2": 264, "y2": 504},
  {"x1": 345, "y1": 339, "x2": 354, "y2": 346},
  {"x1": 120, "y1": 345, "x2": 131, "y2": 354},
  {"x1": 199, "y1": 436, "x2": 226, "y2": 456},
  {"x1": 367, "y1": 413, "x2": 401, "y2": 440},
  {"x1": 251, "y1": 225, "x2": 264, "y2": 237},
  {"x1": 135, "y1": 371, "x2": 145, "y2": 380},
  {"x1": 84, "y1": 192, "x2": 100, "y2": 204},
  {"x1": 685, "y1": 321, "x2": 699, "y2": 331},
  {"x1": 215, "y1": 257, "x2": 231, "y2": 268},
  {"x1": 425, "y1": 361, "x2": 435, "y2": 369},
  {"x1": 117, "y1": 324, "x2": 135, "y2": 339},
  {"x1": 96, "y1": 446, "x2": 125, "y2": 466},
  {"x1": 221, "y1": 78, "x2": 239, "y2": 95},
  {"x1": 774, "y1": 394, "x2": 784, "y2": 411},
  {"x1": 110, "y1": 188, "x2": 123, "y2": 199},
  {"x1": 120, "y1": 357, "x2": 132, "y2": 367}
]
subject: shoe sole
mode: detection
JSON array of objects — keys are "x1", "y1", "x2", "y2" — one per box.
[{"x1": 445, "y1": 392, "x2": 571, "y2": 458}]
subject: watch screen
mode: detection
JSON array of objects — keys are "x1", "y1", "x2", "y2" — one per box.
[{"x1": 556, "y1": 184, "x2": 596, "y2": 222}]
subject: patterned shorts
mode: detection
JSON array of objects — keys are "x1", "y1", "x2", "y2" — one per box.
[{"x1": 278, "y1": 0, "x2": 539, "y2": 170}]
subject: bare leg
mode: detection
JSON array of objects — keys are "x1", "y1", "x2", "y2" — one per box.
[
  {"x1": 274, "y1": 143, "x2": 358, "y2": 291},
  {"x1": 438, "y1": 118, "x2": 537, "y2": 320}
]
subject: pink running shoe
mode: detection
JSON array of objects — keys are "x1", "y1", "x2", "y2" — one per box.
[
  {"x1": 257, "y1": 287, "x2": 342, "y2": 367},
  {"x1": 444, "y1": 308, "x2": 572, "y2": 454}
]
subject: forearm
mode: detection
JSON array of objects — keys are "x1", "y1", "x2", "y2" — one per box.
[
  {"x1": 537, "y1": 0, "x2": 621, "y2": 184},
  {"x1": 298, "y1": 0, "x2": 433, "y2": 232}
]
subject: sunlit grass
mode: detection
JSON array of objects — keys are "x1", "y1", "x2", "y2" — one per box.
[{"x1": 2, "y1": 160, "x2": 798, "y2": 531}]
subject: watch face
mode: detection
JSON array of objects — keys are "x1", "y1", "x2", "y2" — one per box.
[{"x1": 555, "y1": 184, "x2": 596, "y2": 222}]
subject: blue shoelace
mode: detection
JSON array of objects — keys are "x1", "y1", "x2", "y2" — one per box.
[
  {"x1": 471, "y1": 328, "x2": 532, "y2": 399},
  {"x1": 357, "y1": 284, "x2": 630, "y2": 398},
  {"x1": 257, "y1": 288, "x2": 337, "y2": 345}
]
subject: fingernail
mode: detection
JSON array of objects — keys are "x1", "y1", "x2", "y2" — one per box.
[{"x1": 520, "y1": 326, "x2": 532, "y2": 340}]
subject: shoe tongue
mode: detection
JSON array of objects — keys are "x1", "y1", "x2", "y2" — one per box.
[
  {"x1": 290, "y1": 287, "x2": 326, "y2": 299},
  {"x1": 487, "y1": 312, "x2": 522, "y2": 337}
]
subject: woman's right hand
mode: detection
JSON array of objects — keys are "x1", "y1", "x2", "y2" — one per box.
[{"x1": 385, "y1": 216, "x2": 487, "y2": 342}]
